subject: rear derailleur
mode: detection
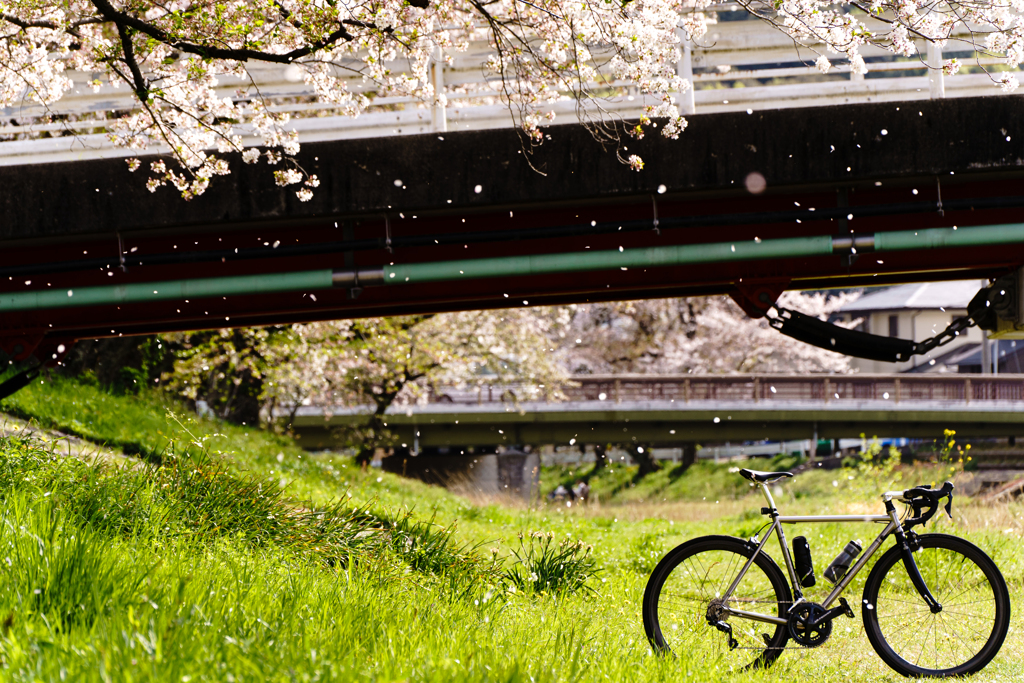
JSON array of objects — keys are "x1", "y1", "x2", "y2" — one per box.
[
  {"x1": 706, "y1": 598, "x2": 739, "y2": 650},
  {"x1": 787, "y1": 598, "x2": 854, "y2": 648}
]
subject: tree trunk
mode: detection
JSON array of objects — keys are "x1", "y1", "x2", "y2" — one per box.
[
  {"x1": 356, "y1": 446, "x2": 375, "y2": 470},
  {"x1": 592, "y1": 443, "x2": 608, "y2": 470},
  {"x1": 356, "y1": 410, "x2": 389, "y2": 468},
  {"x1": 632, "y1": 444, "x2": 660, "y2": 476}
]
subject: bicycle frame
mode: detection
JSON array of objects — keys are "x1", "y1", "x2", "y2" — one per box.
[{"x1": 719, "y1": 481, "x2": 904, "y2": 627}]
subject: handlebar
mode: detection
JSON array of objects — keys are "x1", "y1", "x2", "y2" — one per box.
[{"x1": 899, "y1": 481, "x2": 954, "y2": 529}]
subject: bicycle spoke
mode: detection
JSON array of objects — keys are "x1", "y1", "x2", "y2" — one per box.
[
  {"x1": 865, "y1": 540, "x2": 1007, "y2": 675},
  {"x1": 649, "y1": 541, "x2": 788, "y2": 671},
  {"x1": 912, "y1": 616, "x2": 937, "y2": 667}
]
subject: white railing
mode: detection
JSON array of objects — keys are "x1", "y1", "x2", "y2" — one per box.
[{"x1": 1, "y1": 11, "x2": 1019, "y2": 166}]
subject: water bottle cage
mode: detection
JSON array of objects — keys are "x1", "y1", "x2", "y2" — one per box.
[{"x1": 901, "y1": 481, "x2": 954, "y2": 530}]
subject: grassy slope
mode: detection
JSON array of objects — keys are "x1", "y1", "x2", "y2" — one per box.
[{"x1": 0, "y1": 376, "x2": 1022, "y2": 682}]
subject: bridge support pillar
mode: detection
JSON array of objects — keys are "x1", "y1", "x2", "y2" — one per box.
[
  {"x1": 631, "y1": 444, "x2": 659, "y2": 475},
  {"x1": 681, "y1": 442, "x2": 697, "y2": 468}
]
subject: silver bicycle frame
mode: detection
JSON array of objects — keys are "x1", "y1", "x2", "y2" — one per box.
[{"x1": 719, "y1": 480, "x2": 900, "y2": 627}]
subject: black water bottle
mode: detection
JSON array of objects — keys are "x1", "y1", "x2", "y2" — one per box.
[
  {"x1": 824, "y1": 540, "x2": 862, "y2": 584},
  {"x1": 792, "y1": 536, "x2": 816, "y2": 587}
]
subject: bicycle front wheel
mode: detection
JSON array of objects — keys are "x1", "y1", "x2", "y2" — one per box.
[
  {"x1": 862, "y1": 533, "x2": 1010, "y2": 677},
  {"x1": 642, "y1": 535, "x2": 792, "y2": 670}
]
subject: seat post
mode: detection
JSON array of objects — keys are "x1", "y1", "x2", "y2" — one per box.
[{"x1": 759, "y1": 482, "x2": 779, "y2": 512}]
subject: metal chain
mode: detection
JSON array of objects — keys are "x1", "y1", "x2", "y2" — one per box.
[
  {"x1": 772, "y1": 304, "x2": 979, "y2": 360},
  {"x1": 912, "y1": 314, "x2": 977, "y2": 356}
]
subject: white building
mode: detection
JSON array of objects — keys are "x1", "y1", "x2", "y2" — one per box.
[{"x1": 836, "y1": 280, "x2": 986, "y2": 373}]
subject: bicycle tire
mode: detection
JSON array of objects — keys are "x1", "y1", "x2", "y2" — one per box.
[
  {"x1": 862, "y1": 533, "x2": 1010, "y2": 677},
  {"x1": 642, "y1": 535, "x2": 792, "y2": 670}
]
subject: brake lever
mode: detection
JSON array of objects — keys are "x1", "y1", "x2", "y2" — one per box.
[
  {"x1": 941, "y1": 480, "x2": 955, "y2": 520},
  {"x1": 904, "y1": 481, "x2": 954, "y2": 528}
]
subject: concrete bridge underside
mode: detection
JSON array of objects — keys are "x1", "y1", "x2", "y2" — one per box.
[{"x1": 3, "y1": 96, "x2": 1024, "y2": 356}]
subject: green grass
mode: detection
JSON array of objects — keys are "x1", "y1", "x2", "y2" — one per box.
[
  {"x1": 0, "y1": 376, "x2": 1022, "y2": 681},
  {"x1": 0, "y1": 375, "x2": 476, "y2": 514}
]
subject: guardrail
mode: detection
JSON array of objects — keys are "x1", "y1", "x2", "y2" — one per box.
[
  {"x1": 1, "y1": 9, "x2": 1019, "y2": 165},
  {"x1": 429, "y1": 374, "x2": 1024, "y2": 406}
]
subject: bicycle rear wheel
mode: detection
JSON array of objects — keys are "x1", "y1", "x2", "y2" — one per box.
[
  {"x1": 642, "y1": 535, "x2": 792, "y2": 670},
  {"x1": 862, "y1": 533, "x2": 1010, "y2": 677}
]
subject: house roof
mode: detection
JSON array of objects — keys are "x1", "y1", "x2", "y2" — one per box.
[{"x1": 839, "y1": 280, "x2": 982, "y2": 313}]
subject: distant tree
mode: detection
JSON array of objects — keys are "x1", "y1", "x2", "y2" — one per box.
[
  {"x1": 562, "y1": 291, "x2": 860, "y2": 375},
  {"x1": 278, "y1": 309, "x2": 571, "y2": 465},
  {"x1": 155, "y1": 291, "x2": 859, "y2": 469},
  {"x1": 159, "y1": 327, "x2": 293, "y2": 425},
  {"x1": 161, "y1": 307, "x2": 571, "y2": 463},
  {"x1": 60, "y1": 336, "x2": 171, "y2": 394}
]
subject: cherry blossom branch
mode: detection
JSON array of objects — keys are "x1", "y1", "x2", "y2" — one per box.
[
  {"x1": 89, "y1": 0, "x2": 355, "y2": 64},
  {"x1": 0, "y1": 13, "x2": 104, "y2": 36},
  {"x1": 115, "y1": 24, "x2": 150, "y2": 101}
]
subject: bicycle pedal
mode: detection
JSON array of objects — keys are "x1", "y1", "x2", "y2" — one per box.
[{"x1": 838, "y1": 597, "x2": 854, "y2": 619}]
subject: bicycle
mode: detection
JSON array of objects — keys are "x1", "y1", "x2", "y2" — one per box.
[{"x1": 642, "y1": 468, "x2": 1011, "y2": 677}]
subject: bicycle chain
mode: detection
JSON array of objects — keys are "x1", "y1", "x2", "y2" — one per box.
[{"x1": 713, "y1": 600, "x2": 843, "y2": 651}]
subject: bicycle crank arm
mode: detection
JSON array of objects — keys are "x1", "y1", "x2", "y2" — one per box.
[
  {"x1": 899, "y1": 537, "x2": 942, "y2": 614},
  {"x1": 808, "y1": 598, "x2": 854, "y2": 628}
]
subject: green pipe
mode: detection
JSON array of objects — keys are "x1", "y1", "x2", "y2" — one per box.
[
  {"x1": 874, "y1": 224, "x2": 1024, "y2": 252},
  {"x1": 0, "y1": 269, "x2": 333, "y2": 313},
  {"x1": 384, "y1": 223, "x2": 1024, "y2": 285},
  {"x1": 3, "y1": 223, "x2": 1022, "y2": 314},
  {"x1": 385, "y1": 235, "x2": 835, "y2": 284}
]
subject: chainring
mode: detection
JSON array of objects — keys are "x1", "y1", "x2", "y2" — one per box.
[{"x1": 787, "y1": 602, "x2": 832, "y2": 648}]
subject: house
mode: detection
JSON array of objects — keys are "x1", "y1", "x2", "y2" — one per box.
[
  {"x1": 836, "y1": 280, "x2": 986, "y2": 373},
  {"x1": 926, "y1": 339, "x2": 1024, "y2": 374}
]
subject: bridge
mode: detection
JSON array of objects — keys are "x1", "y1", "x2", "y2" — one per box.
[
  {"x1": 2, "y1": 14, "x2": 1024, "y2": 366},
  {"x1": 0, "y1": 10, "x2": 1006, "y2": 165},
  {"x1": 290, "y1": 374, "x2": 1024, "y2": 453}
]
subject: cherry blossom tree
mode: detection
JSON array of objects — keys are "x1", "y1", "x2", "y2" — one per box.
[
  {"x1": 159, "y1": 326, "x2": 291, "y2": 424},
  {"x1": 161, "y1": 306, "x2": 571, "y2": 462},
  {"x1": 2, "y1": 2, "x2": 1021, "y2": 199},
  {"x1": 561, "y1": 290, "x2": 861, "y2": 375},
  {"x1": 151, "y1": 291, "x2": 857, "y2": 470}
]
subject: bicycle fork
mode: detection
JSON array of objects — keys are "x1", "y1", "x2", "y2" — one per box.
[{"x1": 885, "y1": 499, "x2": 942, "y2": 614}]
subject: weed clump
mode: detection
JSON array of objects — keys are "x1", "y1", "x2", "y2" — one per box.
[{"x1": 502, "y1": 531, "x2": 597, "y2": 595}]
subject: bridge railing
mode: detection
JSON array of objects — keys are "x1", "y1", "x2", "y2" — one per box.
[
  {"x1": 2, "y1": 8, "x2": 1020, "y2": 165},
  {"x1": 428, "y1": 374, "x2": 1024, "y2": 406}
]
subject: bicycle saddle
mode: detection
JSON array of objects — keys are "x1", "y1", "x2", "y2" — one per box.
[{"x1": 738, "y1": 469, "x2": 794, "y2": 484}]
